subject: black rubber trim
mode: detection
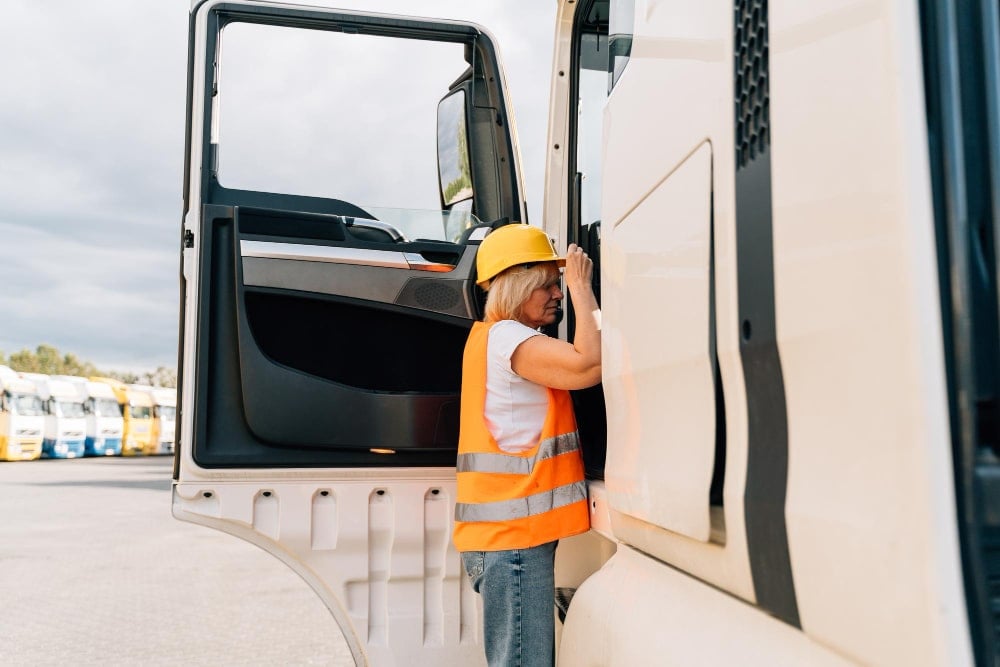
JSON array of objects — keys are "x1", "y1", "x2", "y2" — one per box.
[
  {"x1": 212, "y1": 3, "x2": 481, "y2": 41},
  {"x1": 734, "y1": 0, "x2": 800, "y2": 627},
  {"x1": 708, "y1": 155, "x2": 727, "y2": 516},
  {"x1": 207, "y1": 187, "x2": 374, "y2": 221}
]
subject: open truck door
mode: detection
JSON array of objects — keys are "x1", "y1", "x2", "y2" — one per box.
[{"x1": 174, "y1": 2, "x2": 526, "y2": 664}]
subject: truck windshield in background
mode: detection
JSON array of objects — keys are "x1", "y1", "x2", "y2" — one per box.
[
  {"x1": 9, "y1": 393, "x2": 44, "y2": 416},
  {"x1": 93, "y1": 398, "x2": 122, "y2": 418}
]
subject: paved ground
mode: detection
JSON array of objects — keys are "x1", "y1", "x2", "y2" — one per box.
[{"x1": 0, "y1": 456, "x2": 354, "y2": 666}]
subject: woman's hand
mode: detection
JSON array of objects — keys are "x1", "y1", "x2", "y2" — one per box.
[
  {"x1": 563, "y1": 243, "x2": 593, "y2": 293},
  {"x1": 510, "y1": 243, "x2": 602, "y2": 390}
]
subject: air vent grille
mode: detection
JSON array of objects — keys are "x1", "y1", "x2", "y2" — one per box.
[{"x1": 735, "y1": 0, "x2": 770, "y2": 169}]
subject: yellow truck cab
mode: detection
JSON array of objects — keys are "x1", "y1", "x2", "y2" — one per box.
[
  {"x1": 0, "y1": 365, "x2": 44, "y2": 461},
  {"x1": 90, "y1": 377, "x2": 153, "y2": 456},
  {"x1": 129, "y1": 385, "x2": 176, "y2": 455},
  {"x1": 174, "y1": 1, "x2": 1000, "y2": 665}
]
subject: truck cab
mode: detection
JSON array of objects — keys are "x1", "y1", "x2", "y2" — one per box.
[
  {"x1": 129, "y1": 385, "x2": 176, "y2": 455},
  {"x1": 55, "y1": 376, "x2": 125, "y2": 457},
  {"x1": 85, "y1": 381, "x2": 125, "y2": 456},
  {"x1": 174, "y1": 1, "x2": 999, "y2": 665},
  {"x1": 152, "y1": 388, "x2": 176, "y2": 455},
  {"x1": 90, "y1": 377, "x2": 153, "y2": 456},
  {"x1": 0, "y1": 365, "x2": 44, "y2": 461},
  {"x1": 22, "y1": 373, "x2": 87, "y2": 459}
]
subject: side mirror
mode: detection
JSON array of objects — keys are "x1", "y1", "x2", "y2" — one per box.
[{"x1": 437, "y1": 89, "x2": 473, "y2": 207}]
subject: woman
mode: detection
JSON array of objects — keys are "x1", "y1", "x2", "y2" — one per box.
[{"x1": 453, "y1": 223, "x2": 601, "y2": 667}]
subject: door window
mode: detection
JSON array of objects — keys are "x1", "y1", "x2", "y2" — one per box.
[
  {"x1": 576, "y1": 32, "x2": 609, "y2": 232},
  {"x1": 215, "y1": 22, "x2": 475, "y2": 241},
  {"x1": 608, "y1": 0, "x2": 635, "y2": 92},
  {"x1": 566, "y1": 2, "x2": 612, "y2": 479}
]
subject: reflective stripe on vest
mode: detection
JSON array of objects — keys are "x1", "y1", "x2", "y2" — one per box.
[
  {"x1": 455, "y1": 480, "x2": 587, "y2": 522},
  {"x1": 455, "y1": 432, "x2": 581, "y2": 475}
]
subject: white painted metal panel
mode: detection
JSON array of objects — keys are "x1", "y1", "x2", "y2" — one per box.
[
  {"x1": 559, "y1": 545, "x2": 853, "y2": 667},
  {"x1": 603, "y1": 141, "x2": 715, "y2": 542},
  {"x1": 569, "y1": 0, "x2": 756, "y2": 603},
  {"x1": 174, "y1": 474, "x2": 486, "y2": 666},
  {"x1": 769, "y1": 0, "x2": 973, "y2": 664}
]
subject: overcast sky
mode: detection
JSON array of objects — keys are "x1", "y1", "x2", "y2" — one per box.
[{"x1": 0, "y1": 0, "x2": 556, "y2": 373}]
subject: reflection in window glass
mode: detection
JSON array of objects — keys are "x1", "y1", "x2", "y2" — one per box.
[
  {"x1": 608, "y1": 0, "x2": 635, "y2": 92},
  {"x1": 437, "y1": 91, "x2": 473, "y2": 206},
  {"x1": 361, "y1": 205, "x2": 480, "y2": 244},
  {"x1": 444, "y1": 199, "x2": 477, "y2": 242},
  {"x1": 217, "y1": 23, "x2": 469, "y2": 215},
  {"x1": 577, "y1": 32, "x2": 608, "y2": 228},
  {"x1": 157, "y1": 406, "x2": 176, "y2": 421}
]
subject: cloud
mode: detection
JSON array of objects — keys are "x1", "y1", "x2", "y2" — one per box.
[
  {"x1": 0, "y1": 222, "x2": 177, "y2": 371},
  {"x1": 0, "y1": 0, "x2": 556, "y2": 372},
  {"x1": 0, "y1": 1, "x2": 187, "y2": 233}
]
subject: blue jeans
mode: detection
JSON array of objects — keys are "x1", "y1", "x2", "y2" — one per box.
[{"x1": 461, "y1": 541, "x2": 557, "y2": 667}]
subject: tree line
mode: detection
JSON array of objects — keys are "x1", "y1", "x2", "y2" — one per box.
[{"x1": 0, "y1": 344, "x2": 176, "y2": 388}]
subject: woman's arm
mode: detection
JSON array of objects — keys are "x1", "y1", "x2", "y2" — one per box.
[{"x1": 511, "y1": 244, "x2": 602, "y2": 390}]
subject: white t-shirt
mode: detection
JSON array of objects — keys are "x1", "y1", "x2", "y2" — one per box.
[{"x1": 485, "y1": 320, "x2": 548, "y2": 453}]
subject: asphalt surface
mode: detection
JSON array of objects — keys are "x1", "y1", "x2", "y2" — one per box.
[{"x1": 0, "y1": 456, "x2": 354, "y2": 666}]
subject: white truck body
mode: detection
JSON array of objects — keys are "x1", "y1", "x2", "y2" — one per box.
[
  {"x1": 174, "y1": 1, "x2": 999, "y2": 665},
  {"x1": 151, "y1": 387, "x2": 176, "y2": 455},
  {"x1": 22, "y1": 373, "x2": 86, "y2": 459},
  {"x1": 54, "y1": 376, "x2": 125, "y2": 456},
  {"x1": 85, "y1": 380, "x2": 124, "y2": 456}
]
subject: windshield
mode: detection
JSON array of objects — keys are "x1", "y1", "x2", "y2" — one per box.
[
  {"x1": 156, "y1": 405, "x2": 176, "y2": 421},
  {"x1": 129, "y1": 405, "x2": 152, "y2": 420},
  {"x1": 8, "y1": 392, "x2": 44, "y2": 417},
  {"x1": 94, "y1": 398, "x2": 122, "y2": 418},
  {"x1": 58, "y1": 401, "x2": 86, "y2": 419},
  {"x1": 360, "y1": 206, "x2": 481, "y2": 244}
]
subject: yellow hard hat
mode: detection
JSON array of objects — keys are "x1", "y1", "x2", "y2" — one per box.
[{"x1": 475, "y1": 224, "x2": 565, "y2": 288}]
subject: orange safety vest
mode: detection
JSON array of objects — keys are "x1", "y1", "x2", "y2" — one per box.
[{"x1": 453, "y1": 320, "x2": 590, "y2": 552}]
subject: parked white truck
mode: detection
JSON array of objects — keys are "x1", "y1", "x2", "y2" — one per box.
[
  {"x1": 54, "y1": 376, "x2": 125, "y2": 457},
  {"x1": 22, "y1": 373, "x2": 86, "y2": 459},
  {"x1": 174, "y1": 1, "x2": 999, "y2": 665},
  {"x1": 0, "y1": 365, "x2": 44, "y2": 461}
]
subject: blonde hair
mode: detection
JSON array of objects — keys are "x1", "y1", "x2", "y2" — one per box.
[{"x1": 484, "y1": 262, "x2": 557, "y2": 322}]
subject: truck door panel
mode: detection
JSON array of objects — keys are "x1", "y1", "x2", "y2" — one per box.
[
  {"x1": 177, "y1": 3, "x2": 524, "y2": 663},
  {"x1": 603, "y1": 141, "x2": 717, "y2": 543},
  {"x1": 192, "y1": 203, "x2": 476, "y2": 465}
]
